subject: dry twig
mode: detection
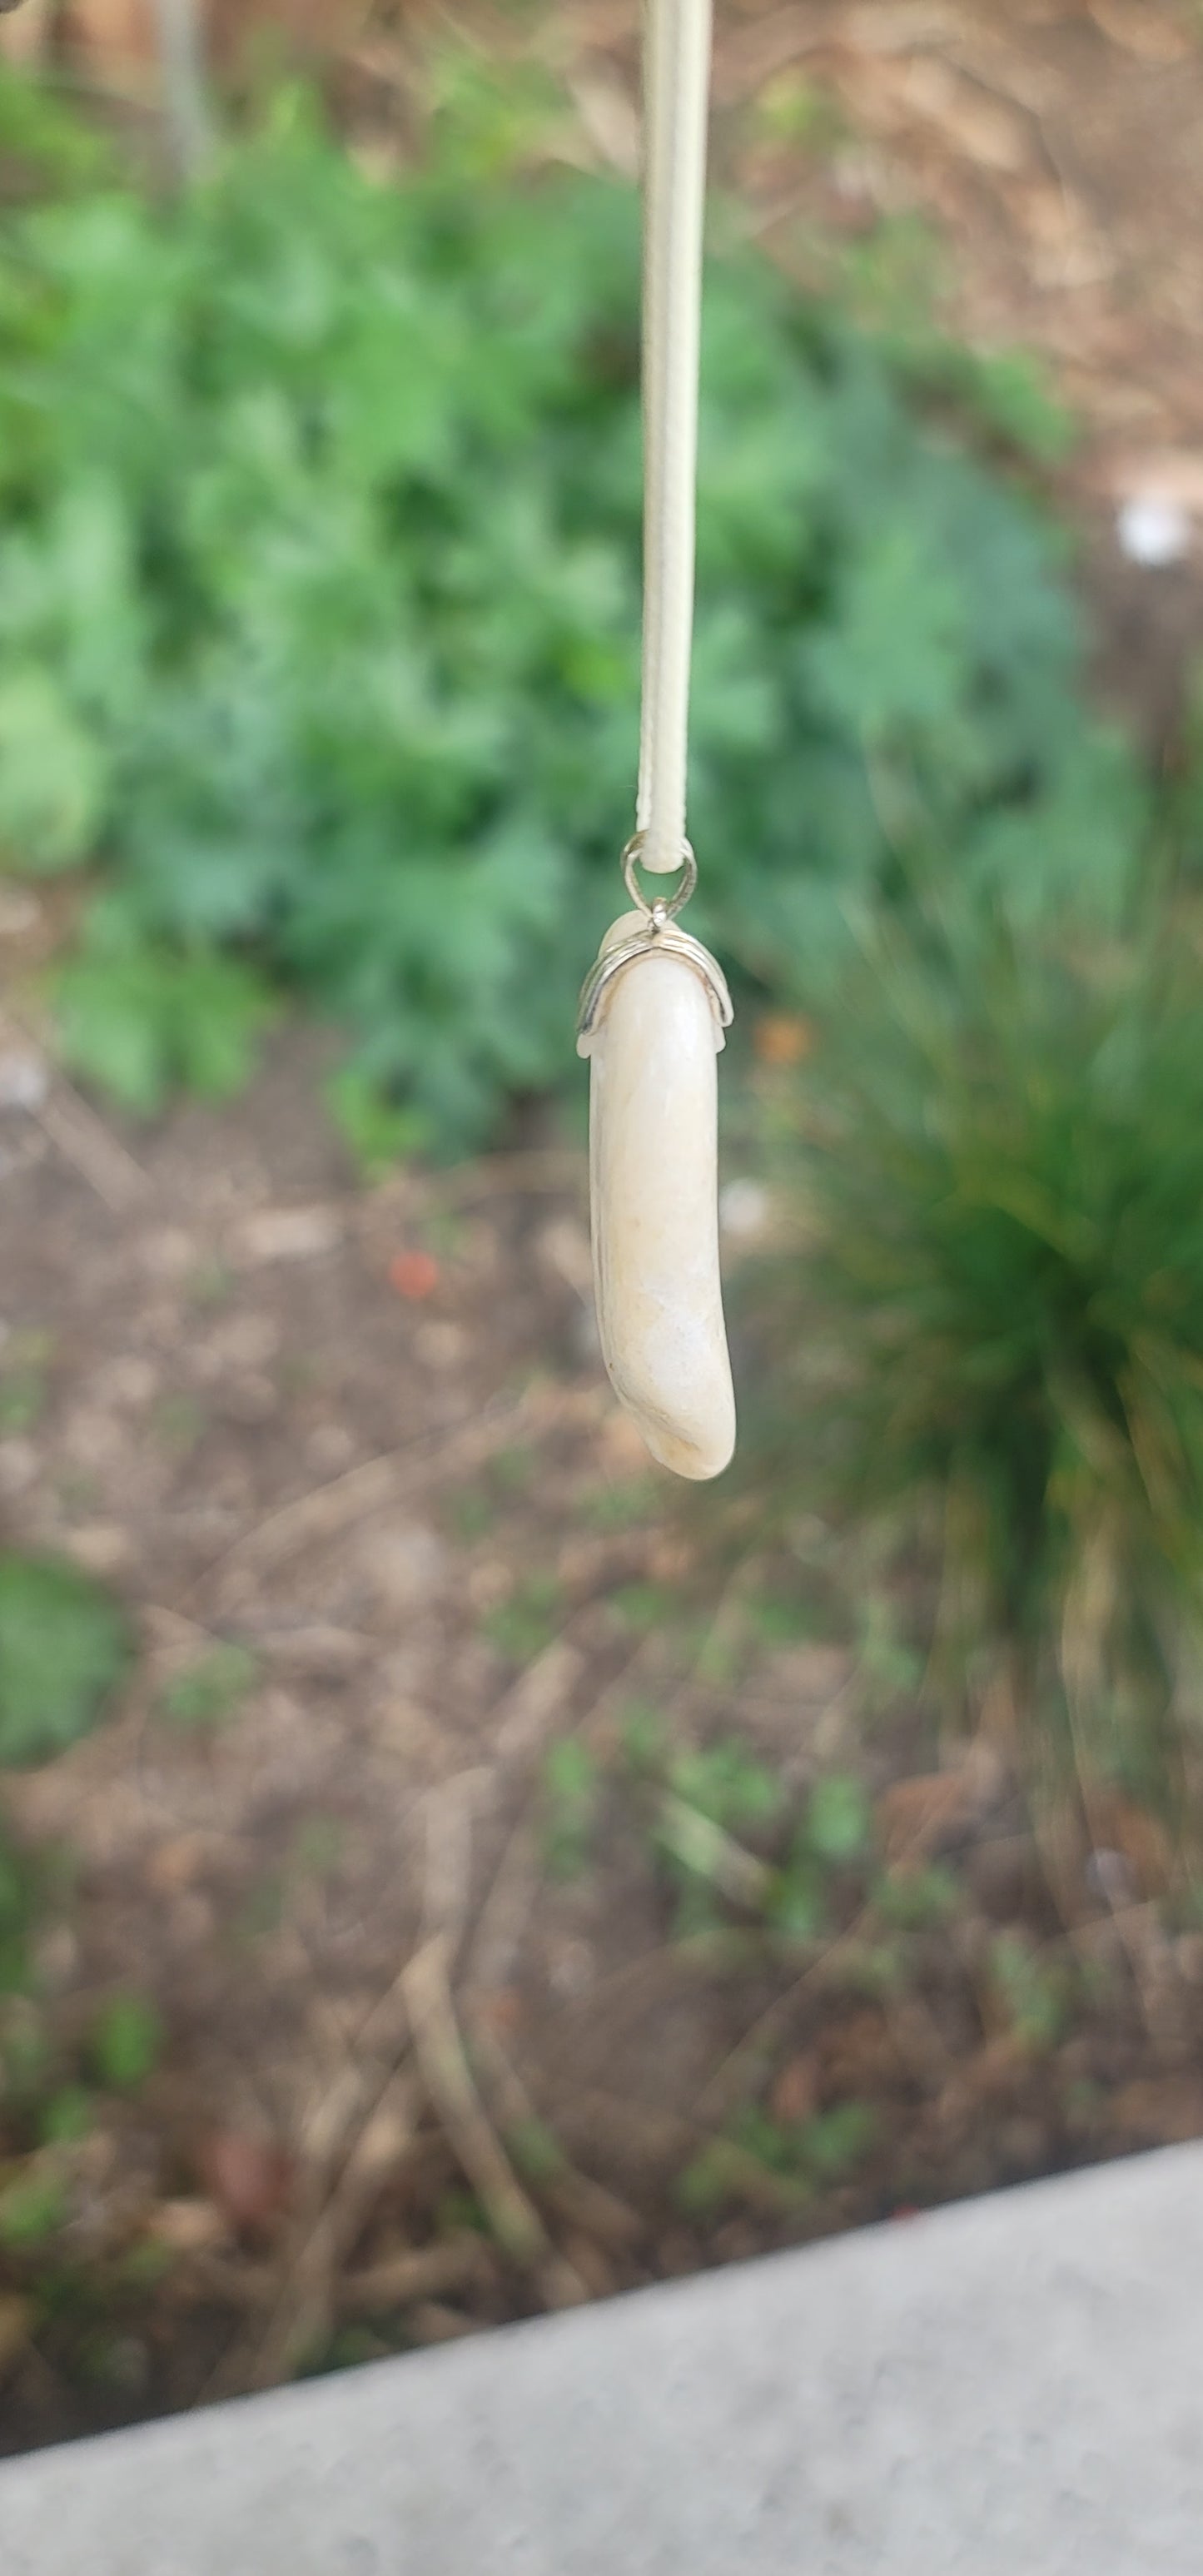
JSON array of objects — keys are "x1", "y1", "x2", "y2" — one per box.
[
  {"x1": 402, "y1": 1936, "x2": 554, "y2": 2272},
  {"x1": 197, "y1": 1386, "x2": 573, "y2": 1609}
]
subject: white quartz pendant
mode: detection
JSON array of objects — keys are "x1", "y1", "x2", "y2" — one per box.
[{"x1": 578, "y1": 911, "x2": 735, "y2": 1481}]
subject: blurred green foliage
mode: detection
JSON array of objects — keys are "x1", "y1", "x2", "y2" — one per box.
[
  {"x1": 0, "y1": 63, "x2": 1141, "y2": 1149},
  {"x1": 0, "y1": 1554, "x2": 131, "y2": 1768},
  {"x1": 157, "y1": 1642, "x2": 259, "y2": 1732},
  {"x1": 678, "y1": 2097, "x2": 877, "y2": 2218},
  {"x1": 540, "y1": 1738, "x2": 599, "y2": 1880},
  {"x1": 561, "y1": 1713, "x2": 887, "y2": 1944},
  {"x1": 750, "y1": 909, "x2": 1203, "y2": 1795},
  {"x1": 0, "y1": 1823, "x2": 39, "y2": 1993},
  {"x1": 0, "y1": 1549, "x2": 157, "y2": 2275},
  {"x1": 0, "y1": 1330, "x2": 51, "y2": 1435},
  {"x1": 988, "y1": 1932, "x2": 1074, "y2": 2055},
  {"x1": 89, "y1": 1996, "x2": 164, "y2": 2092}
]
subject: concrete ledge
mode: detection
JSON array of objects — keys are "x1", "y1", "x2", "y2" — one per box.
[{"x1": 1, "y1": 2144, "x2": 1201, "y2": 2574}]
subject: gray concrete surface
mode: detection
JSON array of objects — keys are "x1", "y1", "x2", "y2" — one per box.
[{"x1": 0, "y1": 2143, "x2": 1201, "y2": 2574}]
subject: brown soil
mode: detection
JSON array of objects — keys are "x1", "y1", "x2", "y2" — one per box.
[
  {"x1": 1, "y1": 1009, "x2": 1201, "y2": 2449},
  {"x1": 2, "y1": 0, "x2": 1203, "y2": 2457}
]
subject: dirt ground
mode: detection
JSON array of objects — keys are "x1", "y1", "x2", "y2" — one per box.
[
  {"x1": 1, "y1": 1004, "x2": 1201, "y2": 2449},
  {"x1": 2, "y1": 0, "x2": 1203, "y2": 2454}
]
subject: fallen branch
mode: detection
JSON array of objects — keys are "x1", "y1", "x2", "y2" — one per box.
[
  {"x1": 197, "y1": 1387, "x2": 559, "y2": 1609},
  {"x1": 403, "y1": 1935, "x2": 586, "y2": 2313},
  {"x1": 402, "y1": 1937, "x2": 547, "y2": 2266}
]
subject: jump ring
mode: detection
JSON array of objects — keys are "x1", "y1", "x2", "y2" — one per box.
[{"x1": 621, "y1": 832, "x2": 697, "y2": 922}]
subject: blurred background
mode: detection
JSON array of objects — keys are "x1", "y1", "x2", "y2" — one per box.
[{"x1": 1, "y1": 0, "x2": 1203, "y2": 2450}]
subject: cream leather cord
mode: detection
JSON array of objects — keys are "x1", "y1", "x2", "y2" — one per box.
[
  {"x1": 576, "y1": 0, "x2": 735, "y2": 1484},
  {"x1": 634, "y1": 0, "x2": 713, "y2": 879}
]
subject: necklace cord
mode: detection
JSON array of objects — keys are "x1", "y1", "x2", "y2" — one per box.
[{"x1": 634, "y1": 0, "x2": 713, "y2": 877}]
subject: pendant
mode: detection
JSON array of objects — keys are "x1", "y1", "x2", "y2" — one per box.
[{"x1": 577, "y1": 907, "x2": 735, "y2": 1481}]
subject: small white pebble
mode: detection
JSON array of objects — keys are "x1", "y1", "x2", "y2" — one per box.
[
  {"x1": 141, "y1": 1226, "x2": 199, "y2": 1279},
  {"x1": 0, "y1": 1049, "x2": 49, "y2": 1111},
  {"x1": 363, "y1": 1519, "x2": 447, "y2": 1610},
  {"x1": 719, "y1": 1177, "x2": 770, "y2": 1242},
  {"x1": 63, "y1": 1523, "x2": 134, "y2": 1576},
  {"x1": 414, "y1": 1320, "x2": 469, "y2": 1370},
  {"x1": 194, "y1": 1310, "x2": 281, "y2": 1375},
  {"x1": 148, "y1": 2198, "x2": 228, "y2": 2255},
  {"x1": 235, "y1": 1204, "x2": 342, "y2": 1264},
  {"x1": 1116, "y1": 494, "x2": 1191, "y2": 566}
]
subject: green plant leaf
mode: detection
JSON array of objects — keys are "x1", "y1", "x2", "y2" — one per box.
[
  {"x1": 798, "y1": 2100, "x2": 877, "y2": 2180},
  {"x1": 505, "y1": 2118, "x2": 566, "y2": 2186},
  {"x1": 484, "y1": 1574, "x2": 563, "y2": 1665},
  {"x1": 745, "y1": 910, "x2": 1203, "y2": 1780},
  {"x1": 0, "y1": 1555, "x2": 131, "y2": 1767},
  {"x1": 326, "y1": 1066, "x2": 426, "y2": 1179},
  {"x1": 766, "y1": 1856, "x2": 825, "y2": 1940},
  {"x1": 0, "y1": 672, "x2": 107, "y2": 872},
  {"x1": 0, "y1": 2167, "x2": 67, "y2": 2249},
  {"x1": 540, "y1": 1738, "x2": 599, "y2": 1882},
  {"x1": 872, "y1": 1862, "x2": 961, "y2": 1929},
  {"x1": 40, "y1": 2086, "x2": 93, "y2": 2146},
  {"x1": 0, "y1": 61, "x2": 1145, "y2": 1151},
  {"x1": 988, "y1": 1933, "x2": 1069, "y2": 2054},
  {"x1": 158, "y1": 1644, "x2": 258, "y2": 1733},
  {"x1": 806, "y1": 1775, "x2": 872, "y2": 1862},
  {"x1": 669, "y1": 1741, "x2": 784, "y2": 1833},
  {"x1": 90, "y1": 1995, "x2": 163, "y2": 2091},
  {"x1": 56, "y1": 936, "x2": 275, "y2": 1116}
]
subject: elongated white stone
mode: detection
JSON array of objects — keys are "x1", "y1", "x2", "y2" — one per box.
[{"x1": 578, "y1": 912, "x2": 735, "y2": 1480}]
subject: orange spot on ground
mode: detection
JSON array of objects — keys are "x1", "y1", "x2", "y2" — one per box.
[{"x1": 388, "y1": 1249, "x2": 441, "y2": 1300}]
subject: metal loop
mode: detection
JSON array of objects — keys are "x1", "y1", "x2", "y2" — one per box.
[
  {"x1": 621, "y1": 831, "x2": 697, "y2": 922},
  {"x1": 576, "y1": 917, "x2": 733, "y2": 1047}
]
